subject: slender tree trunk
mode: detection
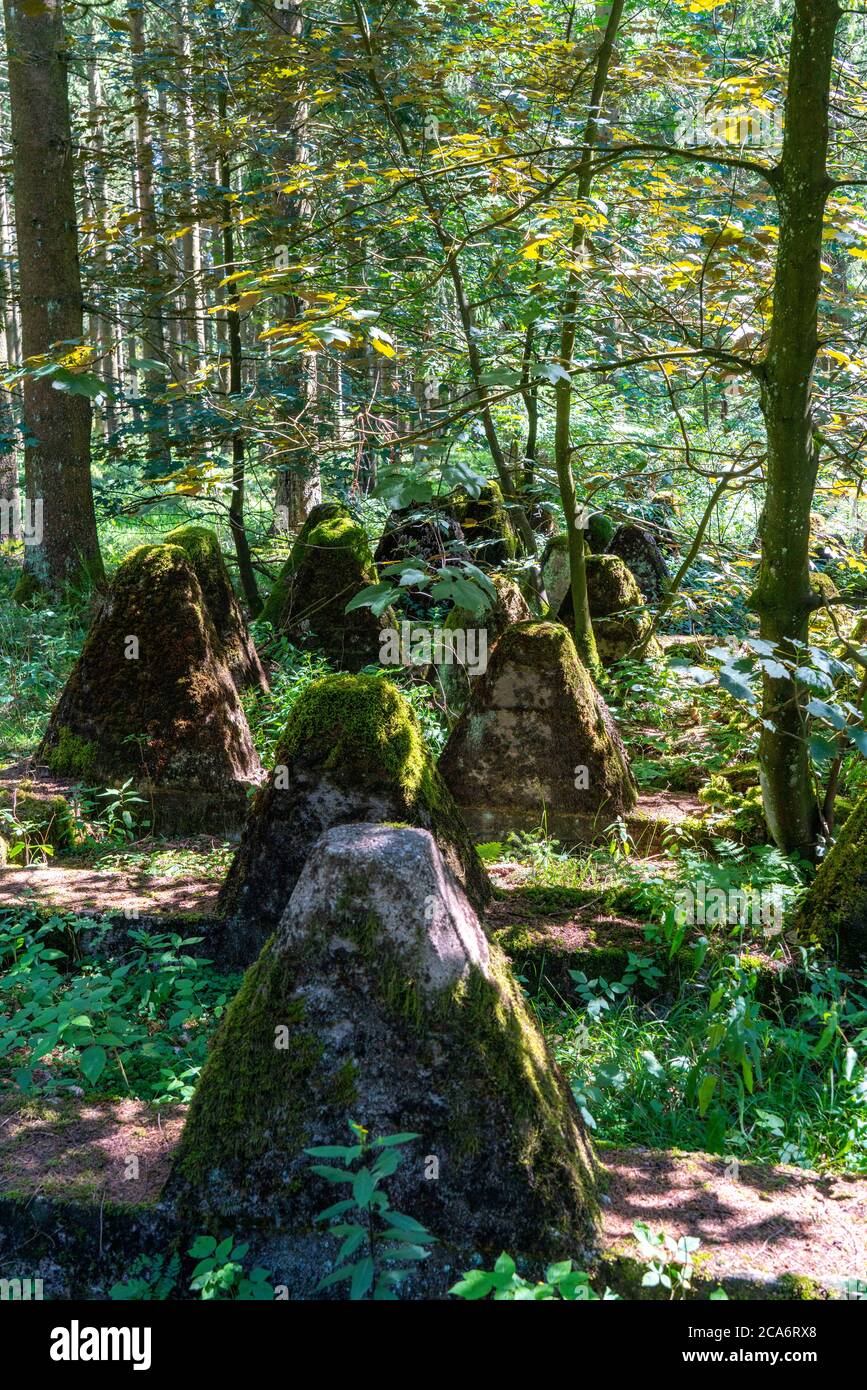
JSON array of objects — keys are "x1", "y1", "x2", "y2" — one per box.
[
  {"x1": 0, "y1": 95, "x2": 20, "y2": 535},
  {"x1": 751, "y1": 0, "x2": 841, "y2": 860},
  {"x1": 554, "y1": 0, "x2": 625, "y2": 671},
  {"x1": 0, "y1": 387, "x2": 18, "y2": 541},
  {"x1": 520, "y1": 324, "x2": 538, "y2": 490},
  {"x1": 349, "y1": 0, "x2": 541, "y2": 582},
  {"x1": 176, "y1": 0, "x2": 207, "y2": 372},
  {"x1": 3, "y1": 0, "x2": 104, "y2": 592},
  {"x1": 0, "y1": 173, "x2": 21, "y2": 371},
  {"x1": 128, "y1": 0, "x2": 171, "y2": 469},
  {"x1": 217, "y1": 87, "x2": 260, "y2": 613},
  {"x1": 270, "y1": 3, "x2": 321, "y2": 528},
  {"x1": 85, "y1": 33, "x2": 119, "y2": 439}
]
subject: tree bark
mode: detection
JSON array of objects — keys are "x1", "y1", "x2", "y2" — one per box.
[
  {"x1": 217, "y1": 86, "x2": 260, "y2": 613},
  {"x1": 128, "y1": 0, "x2": 171, "y2": 470},
  {"x1": 750, "y1": 0, "x2": 841, "y2": 860},
  {"x1": 176, "y1": 0, "x2": 207, "y2": 372},
  {"x1": 270, "y1": 3, "x2": 321, "y2": 528},
  {"x1": 3, "y1": 0, "x2": 104, "y2": 592},
  {"x1": 554, "y1": 0, "x2": 625, "y2": 672},
  {"x1": 85, "y1": 30, "x2": 120, "y2": 440}
]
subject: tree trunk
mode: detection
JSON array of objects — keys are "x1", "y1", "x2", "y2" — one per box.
[
  {"x1": 270, "y1": 3, "x2": 321, "y2": 528},
  {"x1": 85, "y1": 31, "x2": 120, "y2": 440},
  {"x1": 128, "y1": 0, "x2": 171, "y2": 470},
  {"x1": 217, "y1": 88, "x2": 260, "y2": 614},
  {"x1": 554, "y1": 0, "x2": 625, "y2": 672},
  {"x1": 0, "y1": 427, "x2": 19, "y2": 541},
  {"x1": 3, "y1": 0, "x2": 104, "y2": 592},
  {"x1": 176, "y1": 0, "x2": 207, "y2": 373},
  {"x1": 750, "y1": 0, "x2": 841, "y2": 860}
]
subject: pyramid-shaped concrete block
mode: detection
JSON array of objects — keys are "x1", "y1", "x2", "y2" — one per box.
[
  {"x1": 261, "y1": 502, "x2": 393, "y2": 671},
  {"x1": 166, "y1": 524, "x2": 269, "y2": 694},
  {"x1": 169, "y1": 823, "x2": 597, "y2": 1295},
  {"x1": 217, "y1": 673, "x2": 490, "y2": 962},
  {"x1": 438, "y1": 620, "x2": 637, "y2": 840},
  {"x1": 38, "y1": 543, "x2": 263, "y2": 834}
]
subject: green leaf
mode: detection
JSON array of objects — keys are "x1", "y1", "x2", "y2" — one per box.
[
  {"x1": 350, "y1": 1257, "x2": 375, "y2": 1300},
  {"x1": 718, "y1": 666, "x2": 756, "y2": 705},
  {"x1": 640, "y1": 1050, "x2": 665, "y2": 1078},
  {"x1": 337, "y1": 1229, "x2": 366, "y2": 1263},
  {"x1": 344, "y1": 583, "x2": 399, "y2": 617},
  {"x1": 309, "y1": 1164, "x2": 356, "y2": 1184},
  {"x1": 806, "y1": 698, "x2": 847, "y2": 730},
  {"x1": 697, "y1": 1073, "x2": 717, "y2": 1117},
  {"x1": 352, "y1": 1168, "x2": 377, "y2": 1205},
  {"x1": 80, "y1": 1045, "x2": 107, "y2": 1085},
  {"x1": 450, "y1": 1269, "x2": 496, "y2": 1299},
  {"x1": 849, "y1": 727, "x2": 867, "y2": 757},
  {"x1": 304, "y1": 1144, "x2": 360, "y2": 1161},
  {"x1": 188, "y1": 1236, "x2": 216, "y2": 1259}
]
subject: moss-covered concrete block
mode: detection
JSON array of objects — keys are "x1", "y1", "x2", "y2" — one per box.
[
  {"x1": 560, "y1": 554, "x2": 662, "y2": 665},
  {"x1": 587, "y1": 512, "x2": 616, "y2": 554},
  {"x1": 451, "y1": 480, "x2": 518, "y2": 564},
  {"x1": 0, "y1": 784, "x2": 77, "y2": 859},
  {"x1": 436, "y1": 574, "x2": 530, "y2": 711},
  {"x1": 541, "y1": 534, "x2": 571, "y2": 613},
  {"x1": 374, "y1": 505, "x2": 467, "y2": 571},
  {"x1": 261, "y1": 502, "x2": 393, "y2": 671},
  {"x1": 606, "y1": 524, "x2": 670, "y2": 603},
  {"x1": 165, "y1": 524, "x2": 269, "y2": 694},
  {"x1": 170, "y1": 824, "x2": 598, "y2": 1295},
  {"x1": 217, "y1": 673, "x2": 490, "y2": 962},
  {"x1": 438, "y1": 621, "x2": 637, "y2": 836},
  {"x1": 37, "y1": 543, "x2": 263, "y2": 835}
]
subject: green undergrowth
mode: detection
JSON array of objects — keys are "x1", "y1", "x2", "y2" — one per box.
[
  {"x1": 493, "y1": 826, "x2": 866, "y2": 1172},
  {"x1": 0, "y1": 907, "x2": 242, "y2": 1104},
  {"x1": 0, "y1": 575, "x2": 87, "y2": 762},
  {"x1": 531, "y1": 936, "x2": 867, "y2": 1173}
]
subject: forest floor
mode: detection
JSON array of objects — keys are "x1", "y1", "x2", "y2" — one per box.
[
  {"x1": 1, "y1": 1090, "x2": 863, "y2": 1291},
  {"x1": 1, "y1": 650, "x2": 864, "y2": 1297}
]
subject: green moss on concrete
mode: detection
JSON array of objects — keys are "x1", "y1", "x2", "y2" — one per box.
[
  {"x1": 165, "y1": 523, "x2": 268, "y2": 693},
  {"x1": 36, "y1": 543, "x2": 261, "y2": 830},
  {"x1": 810, "y1": 571, "x2": 839, "y2": 603},
  {"x1": 438, "y1": 620, "x2": 637, "y2": 819},
  {"x1": 172, "y1": 897, "x2": 596, "y2": 1261},
  {"x1": 586, "y1": 512, "x2": 615, "y2": 554},
  {"x1": 698, "y1": 774, "x2": 766, "y2": 845},
  {"x1": 217, "y1": 673, "x2": 490, "y2": 951},
  {"x1": 451, "y1": 481, "x2": 518, "y2": 563},
  {"x1": 559, "y1": 555, "x2": 660, "y2": 665},
  {"x1": 12, "y1": 570, "x2": 44, "y2": 606},
  {"x1": 260, "y1": 505, "x2": 390, "y2": 670},
  {"x1": 261, "y1": 505, "x2": 373, "y2": 628},
  {"x1": 44, "y1": 727, "x2": 96, "y2": 780},
  {"x1": 280, "y1": 672, "x2": 423, "y2": 796},
  {"x1": 778, "y1": 1273, "x2": 824, "y2": 1300},
  {"x1": 282, "y1": 673, "x2": 490, "y2": 908},
  {"x1": 170, "y1": 939, "x2": 329, "y2": 1192},
  {"x1": 790, "y1": 785, "x2": 867, "y2": 960},
  {"x1": 0, "y1": 785, "x2": 77, "y2": 852},
  {"x1": 440, "y1": 950, "x2": 597, "y2": 1208}
]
